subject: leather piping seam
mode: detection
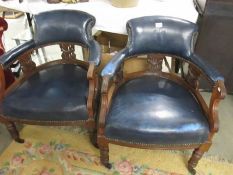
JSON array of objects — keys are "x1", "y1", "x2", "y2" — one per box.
[
  {"x1": 0, "y1": 115, "x2": 89, "y2": 124},
  {"x1": 105, "y1": 137, "x2": 205, "y2": 147}
]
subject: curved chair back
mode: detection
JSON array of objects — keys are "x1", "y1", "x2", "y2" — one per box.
[
  {"x1": 0, "y1": 10, "x2": 101, "y2": 68},
  {"x1": 126, "y1": 16, "x2": 198, "y2": 58},
  {"x1": 34, "y1": 10, "x2": 95, "y2": 47},
  {"x1": 101, "y1": 16, "x2": 223, "y2": 83}
]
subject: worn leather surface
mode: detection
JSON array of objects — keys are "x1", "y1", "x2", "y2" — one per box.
[
  {"x1": 0, "y1": 10, "x2": 100, "y2": 67},
  {"x1": 101, "y1": 16, "x2": 223, "y2": 84},
  {"x1": 105, "y1": 76, "x2": 209, "y2": 145},
  {"x1": 126, "y1": 16, "x2": 198, "y2": 57},
  {"x1": 189, "y1": 53, "x2": 224, "y2": 83},
  {"x1": 34, "y1": 10, "x2": 100, "y2": 65},
  {"x1": 1, "y1": 64, "x2": 88, "y2": 121},
  {"x1": 34, "y1": 10, "x2": 94, "y2": 46}
]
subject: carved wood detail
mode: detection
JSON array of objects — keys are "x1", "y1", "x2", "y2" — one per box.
[
  {"x1": 59, "y1": 43, "x2": 76, "y2": 62},
  {"x1": 209, "y1": 80, "x2": 226, "y2": 134},
  {"x1": 147, "y1": 54, "x2": 164, "y2": 72},
  {"x1": 18, "y1": 51, "x2": 36, "y2": 75},
  {"x1": 98, "y1": 77, "x2": 110, "y2": 132}
]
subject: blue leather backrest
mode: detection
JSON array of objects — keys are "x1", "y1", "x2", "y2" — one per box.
[
  {"x1": 33, "y1": 10, "x2": 95, "y2": 47},
  {"x1": 101, "y1": 16, "x2": 223, "y2": 83},
  {"x1": 0, "y1": 10, "x2": 101, "y2": 67},
  {"x1": 126, "y1": 16, "x2": 198, "y2": 58}
]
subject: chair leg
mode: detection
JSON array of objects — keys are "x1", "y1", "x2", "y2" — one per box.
[
  {"x1": 188, "y1": 145, "x2": 207, "y2": 175},
  {"x1": 89, "y1": 129, "x2": 98, "y2": 148},
  {"x1": 5, "y1": 122, "x2": 24, "y2": 143},
  {"x1": 100, "y1": 144, "x2": 112, "y2": 169}
]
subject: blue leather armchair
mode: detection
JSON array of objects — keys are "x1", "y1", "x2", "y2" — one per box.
[
  {"x1": 0, "y1": 10, "x2": 101, "y2": 146},
  {"x1": 97, "y1": 16, "x2": 226, "y2": 174}
]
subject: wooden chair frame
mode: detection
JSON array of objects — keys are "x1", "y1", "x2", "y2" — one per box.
[
  {"x1": 0, "y1": 42, "x2": 99, "y2": 146},
  {"x1": 97, "y1": 54, "x2": 226, "y2": 174}
]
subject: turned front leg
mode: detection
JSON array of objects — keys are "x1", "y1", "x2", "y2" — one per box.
[
  {"x1": 188, "y1": 147, "x2": 205, "y2": 175},
  {"x1": 5, "y1": 122, "x2": 24, "y2": 143},
  {"x1": 88, "y1": 129, "x2": 98, "y2": 148},
  {"x1": 100, "y1": 145, "x2": 111, "y2": 169}
]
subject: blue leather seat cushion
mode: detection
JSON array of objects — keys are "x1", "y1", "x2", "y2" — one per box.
[
  {"x1": 1, "y1": 64, "x2": 88, "y2": 121},
  {"x1": 105, "y1": 76, "x2": 209, "y2": 145}
]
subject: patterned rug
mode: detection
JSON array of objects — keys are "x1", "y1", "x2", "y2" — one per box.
[{"x1": 0, "y1": 125, "x2": 232, "y2": 175}]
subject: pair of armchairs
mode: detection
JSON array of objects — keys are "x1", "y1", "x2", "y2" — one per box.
[{"x1": 0, "y1": 10, "x2": 225, "y2": 174}]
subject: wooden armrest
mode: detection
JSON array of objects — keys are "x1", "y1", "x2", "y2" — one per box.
[
  {"x1": 87, "y1": 63, "x2": 95, "y2": 80},
  {"x1": 87, "y1": 63, "x2": 98, "y2": 119},
  {"x1": 98, "y1": 76, "x2": 116, "y2": 134},
  {"x1": 209, "y1": 80, "x2": 226, "y2": 133}
]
